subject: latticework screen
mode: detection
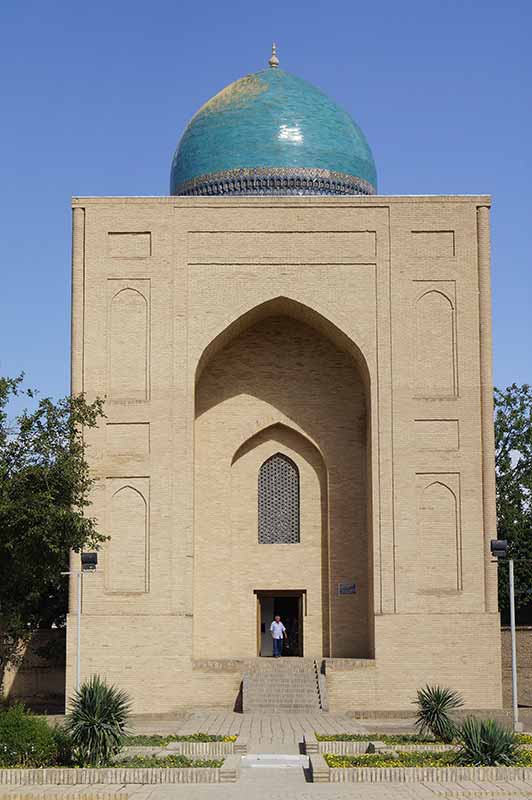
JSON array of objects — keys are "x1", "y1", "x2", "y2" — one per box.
[{"x1": 258, "y1": 453, "x2": 300, "y2": 544}]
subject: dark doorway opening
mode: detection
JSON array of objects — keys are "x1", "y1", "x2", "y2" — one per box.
[{"x1": 255, "y1": 590, "x2": 304, "y2": 657}]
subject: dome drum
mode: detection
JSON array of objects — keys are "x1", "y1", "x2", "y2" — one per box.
[{"x1": 174, "y1": 166, "x2": 376, "y2": 197}]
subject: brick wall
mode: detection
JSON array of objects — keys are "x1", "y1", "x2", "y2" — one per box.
[
  {"x1": 2, "y1": 630, "x2": 65, "y2": 711},
  {"x1": 501, "y1": 627, "x2": 532, "y2": 708},
  {"x1": 65, "y1": 195, "x2": 501, "y2": 713}
]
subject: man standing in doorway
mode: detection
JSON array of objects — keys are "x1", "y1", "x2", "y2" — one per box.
[{"x1": 270, "y1": 615, "x2": 286, "y2": 657}]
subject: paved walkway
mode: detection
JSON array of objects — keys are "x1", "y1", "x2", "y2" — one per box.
[
  {"x1": 2, "y1": 774, "x2": 532, "y2": 799},
  {"x1": 11, "y1": 712, "x2": 531, "y2": 798},
  {"x1": 171, "y1": 710, "x2": 368, "y2": 750}
]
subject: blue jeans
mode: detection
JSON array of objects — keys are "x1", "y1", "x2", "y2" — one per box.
[{"x1": 273, "y1": 637, "x2": 283, "y2": 657}]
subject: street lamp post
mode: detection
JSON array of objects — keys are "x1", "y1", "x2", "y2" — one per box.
[
  {"x1": 490, "y1": 539, "x2": 522, "y2": 732},
  {"x1": 62, "y1": 552, "x2": 98, "y2": 693},
  {"x1": 508, "y1": 557, "x2": 520, "y2": 732}
]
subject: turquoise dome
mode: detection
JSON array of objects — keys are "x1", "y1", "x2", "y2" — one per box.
[{"x1": 170, "y1": 65, "x2": 377, "y2": 196}]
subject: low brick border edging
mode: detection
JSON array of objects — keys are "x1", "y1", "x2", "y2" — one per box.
[
  {"x1": 123, "y1": 740, "x2": 247, "y2": 756},
  {"x1": 303, "y1": 734, "x2": 532, "y2": 756},
  {"x1": 310, "y1": 740, "x2": 456, "y2": 754},
  {"x1": 0, "y1": 756, "x2": 240, "y2": 785},
  {"x1": 309, "y1": 753, "x2": 532, "y2": 783}
]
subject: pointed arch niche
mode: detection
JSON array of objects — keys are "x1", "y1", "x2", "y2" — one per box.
[
  {"x1": 233, "y1": 424, "x2": 328, "y2": 655},
  {"x1": 193, "y1": 298, "x2": 373, "y2": 660},
  {"x1": 415, "y1": 289, "x2": 457, "y2": 398},
  {"x1": 416, "y1": 475, "x2": 461, "y2": 598},
  {"x1": 105, "y1": 482, "x2": 149, "y2": 594},
  {"x1": 108, "y1": 286, "x2": 149, "y2": 401}
]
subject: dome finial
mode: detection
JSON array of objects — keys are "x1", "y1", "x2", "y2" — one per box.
[{"x1": 268, "y1": 42, "x2": 279, "y2": 69}]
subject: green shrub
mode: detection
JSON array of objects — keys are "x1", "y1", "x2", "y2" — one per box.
[
  {"x1": 114, "y1": 754, "x2": 224, "y2": 768},
  {"x1": 0, "y1": 704, "x2": 59, "y2": 767},
  {"x1": 456, "y1": 717, "x2": 518, "y2": 766},
  {"x1": 65, "y1": 675, "x2": 131, "y2": 766},
  {"x1": 52, "y1": 725, "x2": 74, "y2": 766},
  {"x1": 414, "y1": 685, "x2": 463, "y2": 743},
  {"x1": 122, "y1": 734, "x2": 172, "y2": 746}
]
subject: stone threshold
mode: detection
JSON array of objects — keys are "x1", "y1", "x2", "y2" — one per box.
[
  {"x1": 309, "y1": 754, "x2": 532, "y2": 783},
  {"x1": 0, "y1": 756, "x2": 240, "y2": 785},
  {"x1": 242, "y1": 754, "x2": 309, "y2": 768}
]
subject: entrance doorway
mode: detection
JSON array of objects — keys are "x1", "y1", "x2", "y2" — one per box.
[{"x1": 255, "y1": 590, "x2": 304, "y2": 657}]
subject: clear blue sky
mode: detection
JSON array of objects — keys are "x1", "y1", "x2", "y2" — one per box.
[{"x1": 1, "y1": 0, "x2": 530, "y2": 401}]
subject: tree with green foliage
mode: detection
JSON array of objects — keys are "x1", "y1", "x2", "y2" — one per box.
[
  {"x1": 0, "y1": 375, "x2": 106, "y2": 680},
  {"x1": 494, "y1": 383, "x2": 532, "y2": 611}
]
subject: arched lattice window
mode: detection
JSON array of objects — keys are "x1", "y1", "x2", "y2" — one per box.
[{"x1": 258, "y1": 453, "x2": 300, "y2": 544}]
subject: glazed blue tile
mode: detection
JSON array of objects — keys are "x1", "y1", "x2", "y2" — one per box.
[{"x1": 170, "y1": 68, "x2": 377, "y2": 194}]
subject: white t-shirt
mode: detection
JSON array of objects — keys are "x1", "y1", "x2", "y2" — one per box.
[{"x1": 270, "y1": 621, "x2": 286, "y2": 639}]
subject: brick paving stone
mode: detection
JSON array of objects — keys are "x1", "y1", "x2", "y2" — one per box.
[{"x1": 3, "y1": 777, "x2": 532, "y2": 799}]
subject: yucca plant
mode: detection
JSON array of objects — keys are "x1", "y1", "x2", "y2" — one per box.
[
  {"x1": 65, "y1": 675, "x2": 131, "y2": 766},
  {"x1": 414, "y1": 685, "x2": 464, "y2": 743},
  {"x1": 456, "y1": 717, "x2": 518, "y2": 766}
]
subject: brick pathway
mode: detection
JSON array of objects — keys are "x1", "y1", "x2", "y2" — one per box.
[
  {"x1": 2, "y1": 774, "x2": 532, "y2": 799},
  {"x1": 172, "y1": 709, "x2": 367, "y2": 749},
  {"x1": 8, "y1": 712, "x2": 530, "y2": 797}
]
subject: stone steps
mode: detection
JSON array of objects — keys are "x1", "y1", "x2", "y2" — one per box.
[
  {"x1": 243, "y1": 658, "x2": 324, "y2": 713},
  {"x1": 246, "y1": 685, "x2": 318, "y2": 690}
]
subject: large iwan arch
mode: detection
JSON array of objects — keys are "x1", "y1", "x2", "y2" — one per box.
[{"x1": 193, "y1": 299, "x2": 373, "y2": 659}]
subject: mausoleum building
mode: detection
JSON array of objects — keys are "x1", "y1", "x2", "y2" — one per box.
[{"x1": 67, "y1": 50, "x2": 502, "y2": 713}]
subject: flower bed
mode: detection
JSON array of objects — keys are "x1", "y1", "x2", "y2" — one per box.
[
  {"x1": 325, "y1": 751, "x2": 455, "y2": 768},
  {"x1": 124, "y1": 733, "x2": 237, "y2": 745},
  {"x1": 115, "y1": 755, "x2": 224, "y2": 768},
  {"x1": 0, "y1": 684, "x2": 242, "y2": 783},
  {"x1": 309, "y1": 752, "x2": 532, "y2": 784},
  {"x1": 315, "y1": 733, "x2": 436, "y2": 744},
  {"x1": 309, "y1": 731, "x2": 532, "y2": 756},
  {"x1": 121, "y1": 733, "x2": 246, "y2": 756},
  {"x1": 0, "y1": 754, "x2": 240, "y2": 785},
  {"x1": 308, "y1": 686, "x2": 532, "y2": 782},
  {"x1": 317, "y1": 731, "x2": 532, "y2": 745}
]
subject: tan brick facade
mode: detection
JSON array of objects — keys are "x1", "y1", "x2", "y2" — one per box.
[{"x1": 67, "y1": 195, "x2": 502, "y2": 712}]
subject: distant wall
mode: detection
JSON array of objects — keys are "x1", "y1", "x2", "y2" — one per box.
[
  {"x1": 2, "y1": 630, "x2": 65, "y2": 712},
  {"x1": 501, "y1": 626, "x2": 532, "y2": 708}
]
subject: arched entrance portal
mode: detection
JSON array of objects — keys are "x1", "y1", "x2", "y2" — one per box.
[{"x1": 194, "y1": 302, "x2": 372, "y2": 660}]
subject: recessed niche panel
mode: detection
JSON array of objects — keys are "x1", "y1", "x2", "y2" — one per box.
[
  {"x1": 415, "y1": 420, "x2": 459, "y2": 451},
  {"x1": 106, "y1": 423, "x2": 150, "y2": 457},
  {"x1": 105, "y1": 478, "x2": 149, "y2": 593},
  {"x1": 416, "y1": 473, "x2": 461, "y2": 595},
  {"x1": 108, "y1": 232, "x2": 151, "y2": 259},
  {"x1": 188, "y1": 231, "x2": 377, "y2": 264},
  {"x1": 414, "y1": 284, "x2": 457, "y2": 398},
  {"x1": 108, "y1": 281, "x2": 150, "y2": 402},
  {"x1": 410, "y1": 230, "x2": 455, "y2": 258}
]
